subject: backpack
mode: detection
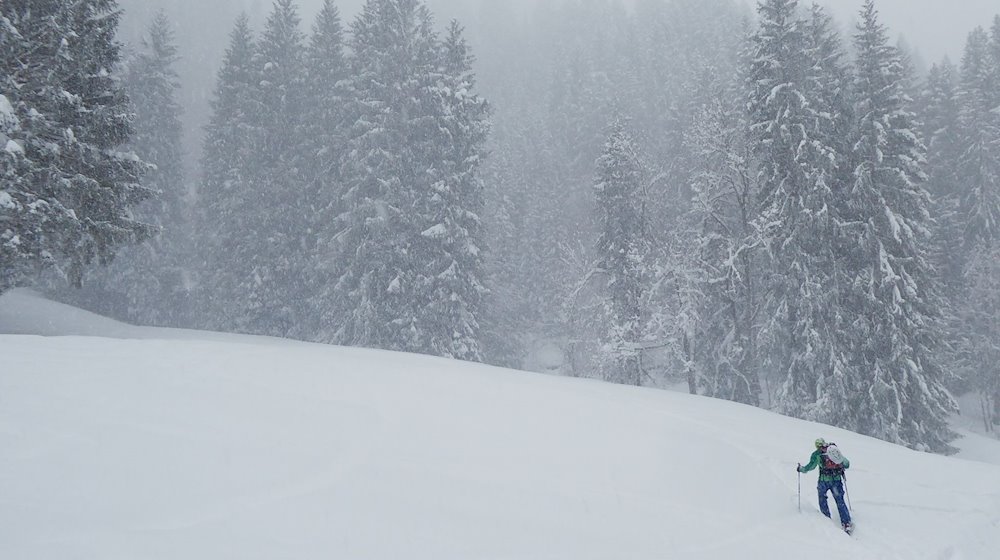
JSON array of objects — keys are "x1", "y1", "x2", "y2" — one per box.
[{"x1": 821, "y1": 443, "x2": 845, "y2": 471}]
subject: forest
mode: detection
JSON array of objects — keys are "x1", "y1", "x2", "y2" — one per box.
[{"x1": 2, "y1": 0, "x2": 999, "y2": 452}]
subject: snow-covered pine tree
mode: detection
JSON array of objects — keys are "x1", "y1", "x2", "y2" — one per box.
[
  {"x1": 846, "y1": 0, "x2": 956, "y2": 452},
  {"x1": 593, "y1": 121, "x2": 648, "y2": 385},
  {"x1": 197, "y1": 14, "x2": 264, "y2": 332},
  {"x1": 55, "y1": 10, "x2": 188, "y2": 326},
  {"x1": 411, "y1": 20, "x2": 491, "y2": 361},
  {"x1": 124, "y1": 11, "x2": 188, "y2": 325},
  {"x1": 244, "y1": 0, "x2": 308, "y2": 336},
  {"x1": 916, "y1": 58, "x2": 969, "y2": 396},
  {"x1": 956, "y1": 26, "x2": 1000, "y2": 251},
  {"x1": 333, "y1": 0, "x2": 489, "y2": 359},
  {"x1": 951, "y1": 18, "x2": 1000, "y2": 431},
  {"x1": 0, "y1": 0, "x2": 153, "y2": 294},
  {"x1": 956, "y1": 242, "x2": 1000, "y2": 432},
  {"x1": 300, "y1": 0, "x2": 348, "y2": 341},
  {"x1": 794, "y1": 3, "x2": 858, "y2": 427},
  {"x1": 919, "y1": 59, "x2": 963, "y2": 253},
  {"x1": 747, "y1": 0, "x2": 846, "y2": 418},
  {"x1": 804, "y1": 4, "x2": 855, "y2": 201}
]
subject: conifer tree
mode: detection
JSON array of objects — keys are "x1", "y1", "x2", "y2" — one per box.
[
  {"x1": 1, "y1": 0, "x2": 153, "y2": 294},
  {"x1": 920, "y1": 60, "x2": 962, "y2": 228},
  {"x1": 197, "y1": 14, "x2": 264, "y2": 332},
  {"x1": 333, "y1": 0, "x2": 489, "y2": 360},
  {"x1": 747, "y1": 0, "x2": 845, "y2": 415},
  {"x1": 593, "y1": 121, "x2": 648, "y2": 385},
  {"x1": 301, "y1": 0, "x2": 348, "y2": 340},
  {"x1": 245, "y1": 0, "x2": 308, "y2": 336},
  {"x1": 413, "y1": 20, "x2": 491, "y2": 360},
  {"x1": 846, "y1": 0, "x2": 956, "y2": 452},
  {"x1": 917, "y1": 59, "x2": 967, "y2": 380},
  {"x1": 957, "y1": 27, "x2": 1000, "y2": 250},
  {"x1": 957, "y1": 243, "x2": 1000, "y2": 431},
  {"x1": 952, "y1": 18, "x2": 1000, "y2": 431},
  {"x1": 57, "y1": 11, "x2": 188, "y2": 326}
]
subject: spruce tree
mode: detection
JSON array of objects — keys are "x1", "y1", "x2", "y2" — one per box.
[
  {"x1": 957, "y1": 27, "x2": 1000, "y2": 250},
  {"x1": 747, "y1": 0, "x2": 844, "y2": 415},
  {"x1": 126, "y1": 11, "x2": 188, "y2": 325},
  {"x1": 1, "y1": 0, "x2": 153, "y2": 294},
  {"x1": 593, "y1": 121, "x2": 648, "y2": 385},
  {"x1": 846, "y1": 0, "x2": 956, "y2": 452},
  {"x1": 952, "y1": 18, "x2": 1000, "y2": 431},
  {"x1": 957, "y1": 243, "x2": 1000, "y2": 431},
  {"x1": 197, "y1": 14, "x2": 264, "y2": 332},
  {"x1": 56, "y1": 11, "x2": 188, "y2": 326},
  {"x1": 301, "y1": 0, "x2": 348, "y2": 340},
  {"x1": 247, "y1": 0, "x2": 307, "y2": 336},
  {"x1": 920, "y1": 60, "x2": 963, "y2": 237},
  {"x1": 413, "y1": 20, "x2": 491, "y2": 361},
  {"x1": 333, "y1": 0, "x2": 489, "y2": 360}
]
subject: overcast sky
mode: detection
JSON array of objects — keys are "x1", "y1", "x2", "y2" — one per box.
[
  {"x1": 118, "y1": 0, "x2": 999, "y2": 63},
  {"x1": 114, "y1": 0, "x2": 999, "y2": 171},
  {"x1": 819, "y1": 0, "x2": 998, "y2": 62}
]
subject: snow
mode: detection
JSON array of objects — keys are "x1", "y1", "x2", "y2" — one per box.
[
  {"x1": 421, "y1": 223, "x2": 448, "y2": 238},
  {"x1": 1, "y1": 289, "x2": 1000, "y2": 560},
  {"x1": 4, "y1": 139, "x2": 23, "y2": 155},
  {"x1": 0, "y1": 93, "x2": 13, "y2": 117}
]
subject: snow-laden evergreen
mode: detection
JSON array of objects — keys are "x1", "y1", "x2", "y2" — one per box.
[
  {"x1": 331, "y1": 0, "x2": 489, "y2": 360},
  {"x1": 50, "y1": 11, "x2": 188, "y2": 327},
  {"x1": 300, "y1": 0, "x2": 348, "y2": 341},
  {"x1": 0, "y1": 0, "x2": 152, "y2": 294},
  {"x1": 197, "y1": 14, "x2": 263, "y2": 334},
  {"x1": 592, "y1": 121, "x2": 648, "y2": 385},
  {"x1": 845, "y1": 0, "x2": 956, "y2": 452},
  {"x1": 747, "y1": 0, "x2": 846, "y2": 416},
  {"x1": 249, "y1": 0, "x2": 308, "y2": 336},
  {"x1": 950, "y1": 18, "x2": 1000, "y2": 432},
  {"x1": 957, "y1": 26, "x2": 1000, "y2": 249},
  {"x1": 918, "y1": 59, "x2": 965, "y2": 299}
]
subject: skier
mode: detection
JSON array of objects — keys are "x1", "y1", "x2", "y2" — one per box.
[{"x1": 797, "y1": 438, "x2": 853, "y2": 533}]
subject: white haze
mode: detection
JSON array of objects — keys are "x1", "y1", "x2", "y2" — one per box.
[{"x1": 112, "y1": 0, "x2": 1000, "y2": 174}]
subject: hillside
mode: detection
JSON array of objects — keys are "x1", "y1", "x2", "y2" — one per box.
[{"x1": 2, "y1": 290, "x2": 999, "y2": 559}]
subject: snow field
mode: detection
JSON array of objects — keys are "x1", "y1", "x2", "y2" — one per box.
[{"x1": 1, "y1": 291, "x2": 999, "y2": 559}]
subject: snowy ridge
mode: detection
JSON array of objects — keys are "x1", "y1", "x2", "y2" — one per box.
[{"x1": 1, "y1": 291, "x2": 999, "y2": 560}]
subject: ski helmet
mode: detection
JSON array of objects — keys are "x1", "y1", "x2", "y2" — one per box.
[{"x1": 815, "y1": 438, "x2": 826, "y2": 448}]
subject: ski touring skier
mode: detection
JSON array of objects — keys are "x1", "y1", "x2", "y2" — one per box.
[{"x1": 798, "y1": 438, "x2": 853, "y2": 534}]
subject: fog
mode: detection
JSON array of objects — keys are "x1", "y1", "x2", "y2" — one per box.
[{"x1": 113, "y1": 0, "x2": 998, "y2": 173}]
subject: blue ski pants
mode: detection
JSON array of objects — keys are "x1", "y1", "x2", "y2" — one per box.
[{"x1": 817, "y1": 479, "x2": 851, "y2": 524}]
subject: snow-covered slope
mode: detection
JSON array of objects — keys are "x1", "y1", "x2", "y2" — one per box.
[{"x1": 2, "y1": 290, "x2": 999, "y2": 559}]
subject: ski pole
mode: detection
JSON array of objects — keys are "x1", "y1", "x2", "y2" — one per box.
[
  {"x1": 797, "y1": 463, "x2": 801, "y2": 513},
  {"x1": 842, "y1": 471, "x2": 852, "y2": 512}
]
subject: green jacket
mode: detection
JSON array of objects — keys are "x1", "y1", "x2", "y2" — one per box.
[{"x1": 800, "y1": 448, "x2": 850, "y2": 481}]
